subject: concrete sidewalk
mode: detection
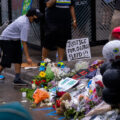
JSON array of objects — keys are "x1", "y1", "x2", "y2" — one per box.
[
  {"x1": 0, "y1": 45, "x2": 105, "y2": 120},
  {"x1": 2, "y1": 45, "x2": 104, "y2": 85}
]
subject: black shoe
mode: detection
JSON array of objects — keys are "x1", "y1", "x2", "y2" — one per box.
[{"x1": 13, "y1": 79, "x2": 28, "y2": 86}]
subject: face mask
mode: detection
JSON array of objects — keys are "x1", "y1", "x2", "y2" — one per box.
[{"x1": 34, "y1": 12, "x2": 44, "y2": 23}]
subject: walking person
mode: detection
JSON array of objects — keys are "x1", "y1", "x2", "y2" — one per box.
[
  {"x1": 0, "y1": 8, "x2": 41, "y2": 85},
  {"x1": 42, "y1": 0, "x2": 77, "y2": 61}
]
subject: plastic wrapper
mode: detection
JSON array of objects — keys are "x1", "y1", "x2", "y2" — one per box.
[
  {"x1": 74, "y1": 61, "x2": 89, "y2": 72},
  {"x1": 33, "y1": 88, "x2": 49, "y2": 104},
  {"x1": 85, "y1": 101, "x2": 111, "y2": 117}
]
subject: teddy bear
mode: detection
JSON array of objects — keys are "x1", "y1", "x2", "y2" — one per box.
[{"x1": 55, "y1": 92, "x2": 71, "y2": 115}]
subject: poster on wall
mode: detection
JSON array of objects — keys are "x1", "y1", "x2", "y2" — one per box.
[
  {"x1": 22, "y1": 0, "x2": 32, "y2": 15},
  {"x1": 66, "y1": 38, "x2": 91, "y2": 61}
]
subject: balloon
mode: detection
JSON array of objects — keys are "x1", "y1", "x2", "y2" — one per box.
[
  {"x1": 102, "y1": 40, "x2": 120, "y2": 61},
  {"x1": 102, "y1": 40, "x2": 120, "y2": 105},
  {"x1": 100, "y1": 62, "x2": 111, "y2": 75},
  {"x1": 102, "y1": 88, "x2": 120, "y2": 105},
  {"x1": 116, "y1": 115, "x2": 120, "y2": 120},
  {"x1": 112, "y1": 26, "x2": 120, "y2": 39},
  {"x1": 103, "y1": 69, "x2": 120, "y2": 89}
]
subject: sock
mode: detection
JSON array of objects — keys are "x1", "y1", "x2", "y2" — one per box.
[{"x1": 14, "y1": 73, "x2": 21, "y2": 82}]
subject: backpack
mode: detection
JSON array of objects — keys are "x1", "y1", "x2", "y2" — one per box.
[{"x1": 0, "y1": 102, "x2": 33, "y2": 120}]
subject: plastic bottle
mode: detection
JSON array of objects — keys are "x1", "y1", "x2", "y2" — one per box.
[
  {"x1": 21, "y1": 92, "x2": 27, "y2": 107},
  {"x1": 56, "y1": 52, "x2": 58, "y2": 62}
]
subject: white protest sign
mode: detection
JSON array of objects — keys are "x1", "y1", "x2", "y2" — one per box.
[
  {"x1": 66, "y1": 38, "x2": 91, "y2": 61},
  {"x1": 58, "y1": 77, "x2": 78, "y2": 91}
]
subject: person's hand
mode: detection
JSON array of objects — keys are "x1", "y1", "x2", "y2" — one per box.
[
  {"x1": 26, "y1": 57, "x2": 33, "y2": 65},
  {"x1": 46, "y1": 0, "x2": 56, "y2": 8},
  {"x1": 72, "y1": 20, "x2": 77, "y2": 29}
]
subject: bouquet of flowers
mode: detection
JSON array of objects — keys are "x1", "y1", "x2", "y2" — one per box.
[{"x1": 32, "y1": 71, "x2": 47, "y2": 88}]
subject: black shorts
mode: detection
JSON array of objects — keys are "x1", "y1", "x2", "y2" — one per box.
[{"x1": 0, "y1": 40, "x2": 22, "y2": 68}]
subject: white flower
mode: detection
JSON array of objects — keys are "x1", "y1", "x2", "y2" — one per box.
[
  {"x1": 44, "y1": 58, "x2": 51, "y2": 63},
  {"x1": 32, "y1": 83, "x2": 36, "y2": 89},
  {"x1": 44, "y1": 99, "x2": 49, "y2": 103},
  {"x1": 63, "y1": 100, "x2": 72, "y2": 109},
  {"x1": 75, "y1": 61, "x2": 89, "y2": 72},
  {"x1": 47, "y1": 102, "x2": 52, "y2": 107},
  {"x1": 51, "y1": 67, "x2": 60, "y2": 77},
  {"x1": 40, "y1": 102, "x2": 45, "y2": 107}
]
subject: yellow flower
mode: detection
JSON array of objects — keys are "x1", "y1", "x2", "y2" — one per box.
[
  {"x1": 39, "y1": 71, "x2": 46, "y2": 78},
  {"x1": 89, "y1": 89, "x2": 93, "y2": 94},
  {"x1": 44, "y1": 86, "x2": 47, "y2": 89}
]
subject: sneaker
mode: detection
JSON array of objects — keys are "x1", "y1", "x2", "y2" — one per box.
[
  {"x1": 13, "y1": 79, "x2": 28, "y2": 86},
  {"x1": 0, "y1": 75, "x2": 5, "y2": 83}
]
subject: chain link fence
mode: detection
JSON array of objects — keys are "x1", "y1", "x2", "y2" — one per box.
[
  {"x1": 0, "y1": 0, "x2": 40, "y2": 46},
  {"x1": 1, "y1": 0, "x2": 8, "y2": 23},
  {"x1": 72, "y1": 0, "x2": 92, "y2": 41},
  {"x1": 96, "y1": 0, "x2": 114, "y2": 41},
  {"x1": 0, "y1": 0, "x2": 116, "y2": 46}
]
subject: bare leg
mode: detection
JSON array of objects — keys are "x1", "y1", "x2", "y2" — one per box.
[
  {"x1": 13, "y1": 63, "x2": 21, "y2": 82},
  {"x1": 42, "y1": 47, "x2": 49, "y2": 60},
  {"x1": 14, "y1": 63, "x2": 27, "y2": 85},
  {"x1": 57, "y1": 47, "x2": 65, "y2": 61},
  {"x1": 0, "y1": 65, "x2": 4, "y2": 73},
  {"x1": 14, "y1": 63, "x2": 21, "y2": 74}
]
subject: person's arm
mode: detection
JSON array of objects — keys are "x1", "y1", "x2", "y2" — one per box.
[
  {"x1": 70, "y1": 5, "x2": 77, "y2": 29},
  {"x1": 46, "y1": 0, "x2": 56, "y2": 8},
  {"x1": 22, "y1": 41, "x2": 32, "y2": 64}
]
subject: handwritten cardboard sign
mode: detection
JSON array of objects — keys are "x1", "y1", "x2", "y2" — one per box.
[{"x1": 66, "y1": 38, "x2": 91, "y2": 61}]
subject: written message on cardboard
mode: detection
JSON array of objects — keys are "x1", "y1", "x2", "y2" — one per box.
[{"x1": 66, "y1": 38, "x2": 91, "y2": 61}]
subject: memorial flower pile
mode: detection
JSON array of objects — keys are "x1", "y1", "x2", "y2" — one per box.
[{"x1": 21, "y1": 58, "x2": 113, "y2": 120}]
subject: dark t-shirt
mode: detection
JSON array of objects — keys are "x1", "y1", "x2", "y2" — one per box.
[{"x1": 43, "y1": 0, "x2": 75, "y2": 49}]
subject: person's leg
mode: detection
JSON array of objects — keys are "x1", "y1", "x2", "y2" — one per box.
[
  {"x1": 57, "y1": 47, "x2": 65, "y2": 61},
  {"x1": 14, "y1": 63, "x2": 21, "y2": 73},
  {"x1": 14, "y1": 63, "x2": 21, "y2": 81},
  {"x1": 0, "y1": 65, "x2": 4, "y2": 73},
  {"x1": 13, "y1": 63, "x2": 27, "y2": 85},
  {"x1": 0, "y1": 65, "x2": 5, "y2": 80},
  {"x1": 42, "y1": 47, "x2": 49, "y2": 60},
  {"x1": 13, "y1": 41, "x2": 27, "y2": 85}
]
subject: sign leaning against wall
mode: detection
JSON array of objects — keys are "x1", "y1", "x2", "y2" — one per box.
[{"x1": 66, "y1": 38, "x2": 91, "y2": 61}]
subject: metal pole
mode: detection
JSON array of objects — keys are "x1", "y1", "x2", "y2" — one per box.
[
  {"x1": 0, "y1": 0, "x2": 2, "y2": 25},
  {"x1": 8, "y1": 0, "x2": 12, "y2": 22},
  {"x1": 90, "y1": 0, "x2": 96, "y2": 43},
  {"x1": 39, "y1": 0, "x2": 45, "y2": 49}
]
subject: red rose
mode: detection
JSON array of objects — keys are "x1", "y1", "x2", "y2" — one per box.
[
  {"x1": 35, "y1": 81, "x2": 39, "y2": 85},
  {"x1": 56, "y1": 100, "x2": 61, "y2": 107},
  {"x1": 57, "y1": 91, "x2": 66, "y2": 97},
  {"x1": 52, "y1": 104, "x2": 56, "y2": 109},
  {"x1": 95, "y1": 81, "x2": 104, "y2": 88},
  {"x1": 38, "y1": 81, "x2": 41, "y2": 84},
  {"x1": 42, "y1": 80, "x2": 46, "y2": 83}
]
